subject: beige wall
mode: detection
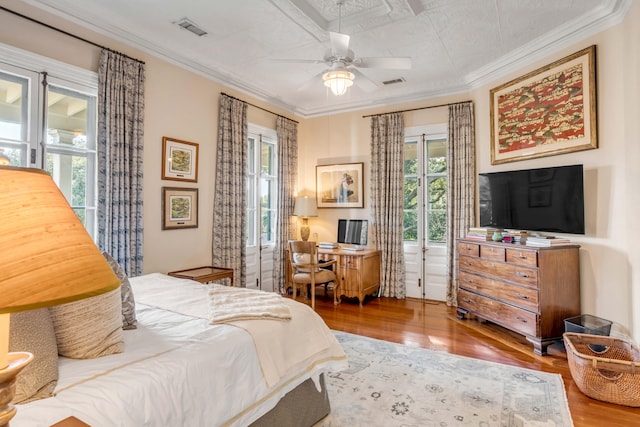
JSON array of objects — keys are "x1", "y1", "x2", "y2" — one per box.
[{"x1": 2, "y1": 1, "x2": 639, "y2": 340}]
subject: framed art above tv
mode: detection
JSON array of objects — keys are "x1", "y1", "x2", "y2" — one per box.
[{"x1": 489, "y1": 45, "x2": 597, "y2": 165}]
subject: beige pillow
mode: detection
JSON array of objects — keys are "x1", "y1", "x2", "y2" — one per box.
[
  {"x1": 102, "y1": 251, "x2": 137, "y2": 330},
  {"x1": 49, "y1": 288, "x2": 123, "y2": 359},
  {"x1": 9, "y1": 308, "x2": 58, "y2": 404}
]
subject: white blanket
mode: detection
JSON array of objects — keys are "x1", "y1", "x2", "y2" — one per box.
[
  {"x1": 13, "y1": 273, "x2": 347, "y2": 427},
  {"x1": 208, "y1": 285, "x2": 292, "y2": 323}
]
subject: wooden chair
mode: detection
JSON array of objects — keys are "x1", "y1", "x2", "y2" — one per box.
[{"x1": 288, "y1": 240, "x2": 338, "y2": 309}]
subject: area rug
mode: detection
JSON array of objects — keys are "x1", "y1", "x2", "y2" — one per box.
[{"x1": 318, "y1": 331, "x2": 573, "y2": 427}]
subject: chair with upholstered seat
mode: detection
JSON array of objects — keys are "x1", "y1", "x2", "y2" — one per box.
[{"x1": 288, "y1": 240, "x2": 338, "y2": 310}]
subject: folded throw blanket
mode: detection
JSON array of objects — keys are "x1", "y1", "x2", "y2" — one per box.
[{"x1": 208, "y1": 285, "x2": 291, "y2": 324}]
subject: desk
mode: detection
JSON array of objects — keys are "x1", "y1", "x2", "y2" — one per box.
[
  {"x1": 286, "y1": 248, "x2": 381, "y2": 306},
  {"x1": 168, "y1": 266, "x2": 234, "y2": 286}
]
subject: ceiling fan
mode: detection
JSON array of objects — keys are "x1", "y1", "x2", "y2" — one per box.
[{"x1": 274, "y1": 0, "x2": 412, "y2": 96}]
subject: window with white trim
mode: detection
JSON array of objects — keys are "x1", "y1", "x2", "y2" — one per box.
[{"x1": 0, "y1": 45, "x2": 99, "y2": 238}]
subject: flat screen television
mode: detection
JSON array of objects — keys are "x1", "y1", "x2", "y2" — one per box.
[
  {"x1": 479, "y1": 164, "x2": 584, "y2": 234},
  {"x1": 337, "y1": 219, "x2": 368, "y2": 250}
]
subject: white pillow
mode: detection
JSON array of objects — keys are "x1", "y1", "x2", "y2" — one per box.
[{"x1": 293, "y1": 253, "x2": 320, "y2": 272}]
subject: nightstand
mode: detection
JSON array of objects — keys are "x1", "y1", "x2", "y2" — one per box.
[{"x1": 168, "y1": 266, "x2": 234, "y2": 286}]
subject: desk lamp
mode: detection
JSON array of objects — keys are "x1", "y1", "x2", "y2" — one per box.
[
  {"x1": 293, "y1": 196, "x2": 318, "y2": 241},
  {"x1": 0, "y1": 166, "x2": 120, "y2": 425}
]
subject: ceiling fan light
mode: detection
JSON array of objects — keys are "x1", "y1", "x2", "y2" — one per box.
[{"x1": 322, "y1": 69, "x2": 355, "y2": 96}]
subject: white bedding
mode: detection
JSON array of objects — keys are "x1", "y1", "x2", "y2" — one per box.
[{"x1": 13, "y1": 273, "x2": 347, "y2": 427}]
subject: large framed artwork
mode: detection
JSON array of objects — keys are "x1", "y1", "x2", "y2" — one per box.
[
  {"x1": 162, "y1": 137, "x2": 199, "y2": 182},
  {"x1": 316, "y1": 162, "x2": 364, "y2": 208},
  {"x1": 162, "y1": 187, "x2": 198, "y2": 230},
  {"x1": 490, "y1": 45, "x2": 597, "y2": 165}
]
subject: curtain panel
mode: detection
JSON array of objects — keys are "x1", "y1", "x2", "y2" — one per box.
[
  {"x1": 275, "y1": 117, "x2": 298, "y2": 294},
  {"x1": 97, "y1": 49, "x2": 145, "y2": 277},
  {"x1": 212, "y1": 94, "x2": 248, "y2": 287},
  {"x1": 370, "y1": 113, "x2": 406, "y2": 298},
  {"x1": 446, "y1": 102, "x2": 476, "y2": 306}
]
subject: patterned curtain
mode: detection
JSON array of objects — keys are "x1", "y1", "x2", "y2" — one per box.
[
  {"x1": 274, "y1": 117, "x2": 298, "y2": 294},
  {"x1": 446, "y1": 102, "x2": 476, "y2": 305},
  {"x1": 370, "y1": 113, "x2": 405, "y2": 298},
  {"x1": 97, "y1": 50, "x2": 145, "y2": 277},
  {"x1": 213, "y1": 94, "x2": 248, "y2": 287}
]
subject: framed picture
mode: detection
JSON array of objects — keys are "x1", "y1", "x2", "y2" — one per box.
[
  {"x1": 162, "y1": 187, "x2": 198, "y2": 230},
  {"x1": 316, "y1": 162, "x2": 364, "y2": 208},
  {"x1": 490, "y1": 45, "x2": 597, "y2": 165},
  {"x1": 162, "y1": 137, "x2": 199, "y2": 182}
]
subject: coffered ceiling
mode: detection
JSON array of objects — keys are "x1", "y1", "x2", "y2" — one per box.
[{"x1": 20, "y1": 0, "x2": 629, "y2": 117}]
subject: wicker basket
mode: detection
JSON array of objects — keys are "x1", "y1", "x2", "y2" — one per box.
[{"x1": 564, "y1": 332, "x2": 640, "y2": 406}]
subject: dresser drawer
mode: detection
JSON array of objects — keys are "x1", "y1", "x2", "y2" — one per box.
[
  {"x1": 458, "y1": 271, "x2": 539, "y2": 312},
  {"x1": 458, "y1": 289, "x2": 538, "y2": 337},
  {"x1": 506, "y1": 248, "x2": 537, "y2": 267},
  {"x1": 458, "y1": 255, "x2": 538, "y2": 288},
  {"x1": 458, "y1": 242, "x2": 480, "y2": 257},
  {"x1": 480, "y1": 245, "x2": 505, "y2": 262}
]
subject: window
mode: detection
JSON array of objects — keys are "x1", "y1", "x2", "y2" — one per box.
[
  {"x1": 403, "y1": 129, "x2": 448, "y2": 244},
  {"x1": 1, "y1": 44, "x2": 99, "y2": 237},
  {"x1": 247, "y1": 125, "x2": 278, "y2": 246}
]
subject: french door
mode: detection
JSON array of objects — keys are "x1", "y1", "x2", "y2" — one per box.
[{"x1": 403, "y1": 124, "x2": 448, "y2": 301}]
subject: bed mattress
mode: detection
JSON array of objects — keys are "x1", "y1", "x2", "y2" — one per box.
[{"x1": 13, "y1": 273, "x2": 346, "y2": 427}]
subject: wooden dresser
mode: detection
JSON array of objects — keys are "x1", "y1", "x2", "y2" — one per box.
[{"x1": 456, "y1": 239, "x2": 580, "y2": 355}]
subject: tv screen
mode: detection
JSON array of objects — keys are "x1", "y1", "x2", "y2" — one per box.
[
  {"x1": 337, "y1": 219, "x2": 368, "y2": 246},
  {"x1": 479, "y1": 164, "x2": 584, "y2": 234}
]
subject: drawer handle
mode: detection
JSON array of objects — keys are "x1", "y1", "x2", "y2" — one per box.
[
  {"x1": 462, "y1": 297, "x2": 474, "y2": 304},
  {"x1": 514, "y1": 255, "x2": 527, "y2": 259},
  {"x1": 515, "y1": 293, "x2": 529, "y2": 300},
  {"x1": 515, "y1": 316, "x2": 528, "y2": 323},
  {"x1": 463, "y1": 261, "x2": 472, "y2": 266},
  {"x1": 463, "y1": 278, "x2": 474, "y2": 284},
  {"x1": 515, "y1": 272, "x2": 529, "y2": 278}
]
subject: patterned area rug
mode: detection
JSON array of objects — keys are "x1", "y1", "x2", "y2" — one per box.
[{"x1": 318, "y1": 331, "x2": 573, "y2": 427}]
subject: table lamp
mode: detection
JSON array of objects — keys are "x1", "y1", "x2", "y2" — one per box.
[
  {"x1": 293, "y1": 196, "x2": 318, "y2": 241},
  {"x1": 0, "y1": 166, "x2": 120, "y2": 426}
]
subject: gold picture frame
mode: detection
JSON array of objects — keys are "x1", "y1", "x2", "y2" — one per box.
[
  {"x1": 316, "y1": 162, "x2": 364, "y2": 208},
  {"x1": 162, "y1": 137, "x2": 199, "y2": 182},
  {"x1": 490, "y1": 45, "x2": 597, "y2": 165},
  {"x1": 162, "y1": 187, "x2": 198, "y2": 230}
]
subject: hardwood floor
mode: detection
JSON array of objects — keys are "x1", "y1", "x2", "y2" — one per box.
[{"x1": 301, "y1": 293, "x2": 640, "y2": 427}]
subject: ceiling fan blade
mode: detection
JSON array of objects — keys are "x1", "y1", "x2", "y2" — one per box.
[
  {"x1": 297, "y1": 70, "x2": 326, "y2": 92},
  {"x1": 270, "y1": 58, "x2": 326, "y2": 65},
  {"x1": 350, "y1": 69, "x2": 379, "y2": 92},
  {"x1": 354, "y1": 57, "x2": 412, "y2": 69},
  {"x1": 329, "y1": 32, "x2": 350, "y2": 58}
]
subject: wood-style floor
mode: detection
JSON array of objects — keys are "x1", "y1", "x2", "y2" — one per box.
[{"x1": 298, "y1": 293, "x2": 640, "y2": 427}]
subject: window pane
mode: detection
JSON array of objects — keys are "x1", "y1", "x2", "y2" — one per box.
[
  {"x1": 46, "y1": 151, "x2": 87, "y2": 220},
  {"x1": 428, "y1": 211, "x2": 446, "y2": 243},
  {"x1": 428, "y1": 177, "x2": 447, "y2": 209},
  {"x1": 403, "y1": 210, "x2": 418, "y2": 241},
  {"x1": 47, "y1": 87, "x2": 90, "y2": 149},
  {"x1": 427, "y1": 139, "x2": 446, "y2": 173},
  {"x1": 248, "y1": 137, "x2": 256, "y2": 174},
  {"x1": 404, "y1": 140, "x2": 418, "y2": 175},
  {"x1": 0, "y1": 142, "x2": 28, "y2": 166},
  {"x1": 261, "y1": 142, "x2": 273, "y2": 175},
  {"x1": 0, "y1": 72, "x2": 28, "y2": 142}
]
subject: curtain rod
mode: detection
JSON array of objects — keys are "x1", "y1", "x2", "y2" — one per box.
[
  {"x1": 221, "y1": 92, "x2": 299, "y2": 124},
  {"x1": 0, "y1": 5, "x2": 145, "y2": 65},
  {"x1": 362, "y1": 100, "x2": 472, "y2": 118}
]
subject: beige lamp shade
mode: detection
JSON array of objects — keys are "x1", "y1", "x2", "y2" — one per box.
[
  {"x1": 293, "y1": 196, "x2": 318, "y2": 218},
  {"x1": 0, "y1": 166, "x2": 120, "y2": 314}
]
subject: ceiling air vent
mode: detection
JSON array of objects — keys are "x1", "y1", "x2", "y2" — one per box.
[
  {"x1": 382, "y1": 77, "x2": 406, "y2": 86},
  {"x1": 176, "y1": 18, "x2": 208, "y2": 37}
]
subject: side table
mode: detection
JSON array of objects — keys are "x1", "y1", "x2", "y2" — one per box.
[{"x1": 168, "y1": 266, "x2": 234, "y2": 286}]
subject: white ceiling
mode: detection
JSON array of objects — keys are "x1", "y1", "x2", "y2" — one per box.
[{"x1": 22, "y1": 0, "x2": 629, "y2": 117}]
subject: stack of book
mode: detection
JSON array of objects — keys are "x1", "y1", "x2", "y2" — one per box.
[
  {"x1": 466, "y1": 227, "x2": 503, "y2": 241},
  {"x1": 503, "y1": 229, "x2": 529, "y2": 244},
  {"x1": 525, "y1": 236, "x2": 572, "y2": 247},
  {"x1": 318, "y1": 242, "x2": 339, "y2": 249}
]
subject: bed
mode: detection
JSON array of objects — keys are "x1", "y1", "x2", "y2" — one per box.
[{"x1": 12, "y1": 273, "x2": 347, "y2": 427}]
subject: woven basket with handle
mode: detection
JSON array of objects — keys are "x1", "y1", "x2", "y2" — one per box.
[{"x1": 564, "y1": 332, "x2": 640, "y2": 407}]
